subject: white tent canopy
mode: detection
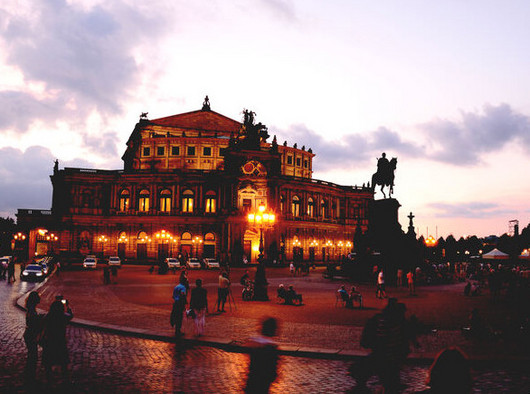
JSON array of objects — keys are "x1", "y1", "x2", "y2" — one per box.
[{"x1": 483, "y1": 248, "x2": 509, "y2": 260}]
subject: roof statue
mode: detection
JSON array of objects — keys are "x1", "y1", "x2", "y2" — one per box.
[
  {"x1": 202, "y1": 95, "x2": 211, "y2": 111},
  {"x1": 140, "y1": 112, "x2": 148, "y2": 120},
  {"x1": 235, "y1": 109, "x2": 269, "y2": 150},
  {"x1": 371, "y1": 152, "x2": 397, "y2": 199}
]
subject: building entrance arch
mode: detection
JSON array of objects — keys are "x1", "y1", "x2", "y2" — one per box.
[{"x1": 243, "y1": 228, "x2": 260, "y2": 263}]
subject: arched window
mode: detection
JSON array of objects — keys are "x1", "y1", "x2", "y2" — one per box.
[
  {"x1": 321, "y1": 199, "x2": 327, "y2": 219},
  {"x1": 292, "y1": 195, "x2": 301, "y2": 217},
  {"x1": 119, "y1": 189, "x2": 130, "y2": 212},
  {"x1": 205, "y1": 191, "x2": 216, "y2": 213},
  {"x1": 139, "y1": 189, "x2": 150, "y2": 212},
  {"x1": 118, "y1": 231, "x2": 127, "y2": 243},
  {"x1": 205, "y1": 232, "x2": 215, "y2": 241},
  {"x1": 181, "y1": 232, "x2": 192, "y2": 241},
  {"x1": 307, "y1": 197, "x2": 314, "y2": 217},
  {"x1": 159, "y1": 189, "x2": 172, "y2": 212},
  {"x1": 182, "y1": 189, "x2": 194, "y2": 213},
  {"x1": 137, "y1": 231, "x2": 148, "y2": 242}
]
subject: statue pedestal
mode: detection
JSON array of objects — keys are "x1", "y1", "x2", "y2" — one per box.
[{"x1": 367, "y1": 198, "x2": 403, "y2": 251}]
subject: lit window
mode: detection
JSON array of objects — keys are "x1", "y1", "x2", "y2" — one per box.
[
  {"x1": 182, "y1": 190, "x2": 194, "y2": 213},
  {"x1": 292, "y1": 196, "x2": 300, "y2": 217},
  {"x1": 321, "y1": 199, "x2": 327, "y2": 219},
  {"x1": 119, "y1": 189, "x2": 130, "y2": 212},
  {"x1": 280, "y1": 195, "x2": 285, "y2": 213},
  {"x1": 307, "y1": 197, "x2": 314, "y2": 217},
  {"x1": 159, "y1": 189, "x2": 171, "y2": 212},
  {"x1": 205, "y1": 191, "x2": 216, "y2": 213},
  {"x1": 139, "y1": 189, "x2": 150, "y2": 212}
]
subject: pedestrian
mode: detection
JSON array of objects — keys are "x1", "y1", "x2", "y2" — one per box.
[
  {"x1": 55, "y1": 261, "x2": 61, "y2": 277},
  {"x1": 190, "y1": 278, "x2": 208, "y2": 336},
  {"x1": 397, "y1": 268, "x2": 403, "y2": 287},
  {"x1": 110, "y1": 265, "x2": 118, "y2": 284},
  {"x1": 7, "y1": 258, "x2": 16, "y2": 283},
  {"x1": 217, "y1": 271, "x2": 230, "y2": 312},
  {"x1": 356, "y1": 298, "x2": 410, "y2": 392},
  {"x1": 376, "y1": 269, "x2": 386, "y2": 299},
  {"x1": 179, "y1": 269, "x2": 190, "y2": 292},
  {"x1": 20, "y1": 261, "x2": 26, "y2": 279},
  {"x1": 289, "y1": 262, "x2": 294, "y2": 276},
  {"x1": 23, "y1": 291, "x2": 44, "y2": 383},
  {"x1": 407, "y1": 270, "x2": 415, "y2": 295},
  {"x1": 103, "y1": 266, "x2": 110, "y2": 285},
  {"x1": 41, "y1": 296, "x2": 74, "y2": 385},
  {"x1": 245, "y1": 317, "x2": 279, "y2": 393},
  {"x1": 171, "y1": 276, "x2": 187, "y2": 336},
  {"x1": 420, "y1": 347, "x2": 472, "y2": 393}
]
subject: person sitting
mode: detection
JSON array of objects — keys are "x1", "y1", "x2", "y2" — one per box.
[
  {"x1": 349, "y1": 286, "x2": 363, "y2": 309},
  {"x1": 285, "y1": 285, "x2": 303, "y2": 305},
  {"x1": 277, "y1": 284, "x2": 287, "y2": 303}
]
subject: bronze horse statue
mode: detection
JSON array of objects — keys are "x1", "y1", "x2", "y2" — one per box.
[{"x1": 371, "y1": 157, "x2": 397, "y2": 198}]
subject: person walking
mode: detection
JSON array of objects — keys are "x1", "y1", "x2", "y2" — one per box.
[
  {"x1": 357, "y1": 298, "x2": 410, "y2": 392},
  {"x1": 7, "y1": 258, "x2": 16, "y2": 283},
  {"x1": 189, "y1": 278, "x2": 208, "y2": 336},
  {"x1": 407, "y1": 270, "x2": 415, "y2": 295},
  {"x1": 376, "y1": 269, "x2": 386, "y2": 299},
  {"x1": 397, "y1": 268, "x2": 403, "y2": 287},
  {"x1": 41, "y1": 296, "x2": 74, "y2": 385},
  {"x1": 23, "y1": 291, "x2": 44, "y2": 383},
  {"x1": 171, "y1": 277, "x2": 187, "y2": 336},
  {"x1": 245, "y1": 317, "x2": 279, "y2": 393},
  {"x1": 217, "y1": 271, "x2": 230, "y2": 312}
]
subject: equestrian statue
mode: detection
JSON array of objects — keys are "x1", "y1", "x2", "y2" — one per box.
[{"x1": 371, "y1": 152, "x2": 397, "y2": 199}]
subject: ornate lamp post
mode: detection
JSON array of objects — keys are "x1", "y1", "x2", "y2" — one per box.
[
  {"x1": 98, "y1": 235, "x2": 108, "y2": 256},
  {"x1": 247, "y1": 203, "x2": 275, "y2": 263}
]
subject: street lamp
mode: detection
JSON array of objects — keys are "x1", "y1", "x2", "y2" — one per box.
[
  {"x1": 192, "y1": 236, "x2": 203, "y2": 258},
  {"x1": 247, "y1": 203, "x2": 275, "y2": 262},
  {"x1": 98, "y1": 235, "x2": 108, "y2": 255}
]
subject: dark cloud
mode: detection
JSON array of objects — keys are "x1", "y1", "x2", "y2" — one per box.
[
  {"x1": 0, "y1": 91, "x2": 64, "y2": 130},
  {"x1": 272, "y1": 123, "x2": 422, "y2": 171},
  {"x1": 420, "y1": 103, "x2": 530, "y2": 165},
  {"x1": 0, "y1": 0, "x2": 169, "y2": 132},
  {"x1": 427, "y1": 202, "x2": 515, "y2": 219}
]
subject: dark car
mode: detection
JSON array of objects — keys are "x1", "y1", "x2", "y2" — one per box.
[{"x1": 21, "y1": 264, "x2": 46, "y2": 281}]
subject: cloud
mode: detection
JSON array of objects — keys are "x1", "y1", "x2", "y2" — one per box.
[
  {"x1": 273, "y1": 123, "x2": 422, "y2": 171},
  {"x1": 427, "y1": 202, "x2": 515, "y2": 219},
  {"x1": 0, "y1": 0, "x2": 170, "y2": 133},
  {"x1": 81, "y1": 130, "x2": 120, "y2": 159},
  {"x1": 420, "y1": 103, "x2": 530, "y2": 165},
  {"x1": 259, "y1": 0, "x2": 296, "y2": 21}
]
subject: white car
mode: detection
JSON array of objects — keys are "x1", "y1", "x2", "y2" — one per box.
[
  {"x1": 108, "y1": 256, "x2": 121, "y2": 267},
  {"x1": 83, "y1": 256, "x2": 97, "y2": 269},
  {"x1": 186, "y1": 257, "x2": 201, "y2": 269},
  {"x1": 165, "y1": 257, "x2": 180, "y2": 269},
  {"x1": 203, "y1": 258, "x2": 220, "y2": 269}
]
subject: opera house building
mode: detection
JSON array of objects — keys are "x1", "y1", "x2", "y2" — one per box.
[{"x1": 17, "y1": 98, "x2": 373, "y2": 264}]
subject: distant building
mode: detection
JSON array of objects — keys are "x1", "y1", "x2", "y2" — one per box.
[{"x1": 17, "y1": 98, "x2": 373, "y2": 264}]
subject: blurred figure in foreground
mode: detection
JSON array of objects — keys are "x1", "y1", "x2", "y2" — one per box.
[
  {"x1": 419, "y1": 347, "x2": 472, "y2": 393},
  {"x1": 245, "y1": 317, "x2": 279, "y2": 393},
  {"x1": 23, "y1": 291, "x2": 44, "y2": 383}
]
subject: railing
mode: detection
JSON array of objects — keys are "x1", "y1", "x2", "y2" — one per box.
[{"x1": 17, "y1": 209, "x2": 52, "y2": 216}]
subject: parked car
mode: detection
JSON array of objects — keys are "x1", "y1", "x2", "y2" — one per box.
[
  {"x1": 165, "y1": 257, "x2": 180, "y2": 270},
  {"x1": 107, "y1": 256, "x2": 121, "y2": 267},
  {"x1": 21, "y1": 264, "x2": 46, "y2": 281},
  {"x1": 186, "y1": 257, "x2": 201, "y2": 269},
  {"x1": 0, "y1": 256, "x2": 12, "y2": 269},
  {"x1": 83, "y1": 256, "x2": 97, "y2": 269},
  {"x1": 203, "y1": 258, "x2": 220, "y2": 269}
]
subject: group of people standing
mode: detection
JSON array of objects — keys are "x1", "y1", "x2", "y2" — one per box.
[
  {"x1": 23, "y1": 291, "x2": 73, "y2": 386},
  {"x1": 1, "y1": 256, "x2": 17, "y2": 283}
]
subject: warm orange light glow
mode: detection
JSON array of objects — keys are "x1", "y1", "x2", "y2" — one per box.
[{"x1": 259, "y1": 204, "x2": 266, "y2": 213}]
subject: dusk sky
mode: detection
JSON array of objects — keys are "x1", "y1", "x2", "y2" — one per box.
[{"x1": 1, "y1": 0, "x2": 529, "y2": 238}]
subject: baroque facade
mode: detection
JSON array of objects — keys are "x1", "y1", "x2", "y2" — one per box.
[{"x1": 17, "y1": 98, "x2": 373, "y2": 264}]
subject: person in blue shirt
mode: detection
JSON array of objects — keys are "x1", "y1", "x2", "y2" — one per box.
[{"x1": 171, "y1": 277, "x2": 187, "y2": 336}]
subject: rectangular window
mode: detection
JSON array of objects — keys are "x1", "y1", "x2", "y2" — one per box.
[
  {"x1": 287, "y1": 156, "x2": 293, "y2": 165},
  {"x1": 182, "y1": 197, "x2": 193, "y2": 213},
  {"x1": 142, "y1": 147, "x2": 151, "y2": 157},
  {"x1": 243, "y1": 199, "x2": 252, "y2": 211},
  {"x1": 139, "y1": 197, "x2": 149, "y2": 212},
  {"x1": 157, "y1": 146, "x2": 165, "y2": 156},
  {"x1": 119, "y1": 197, "x2": 129, "y2": 212},
  {"x1": 159, "y1": 197, "x2": 171, "y2": 212},
  {"x1": 187, "y1": 146, "x2": 196, "y2": 156},
  {"x1": 203, "y1": 147, "x2": 212, "y2": 156},
  {"x1": 171, "y1": 146, "x2": 180, "y2": 156},
  {"x1": 304, "y1": 160, "x2": 308, "y2": 168},
  {"x1": 296, "y1": 158, "x2": 301, "y2": 167}
]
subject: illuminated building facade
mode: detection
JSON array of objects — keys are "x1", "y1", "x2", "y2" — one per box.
[{"x1": 17, "y1": 98, "x2": 373, "y2": 263}]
